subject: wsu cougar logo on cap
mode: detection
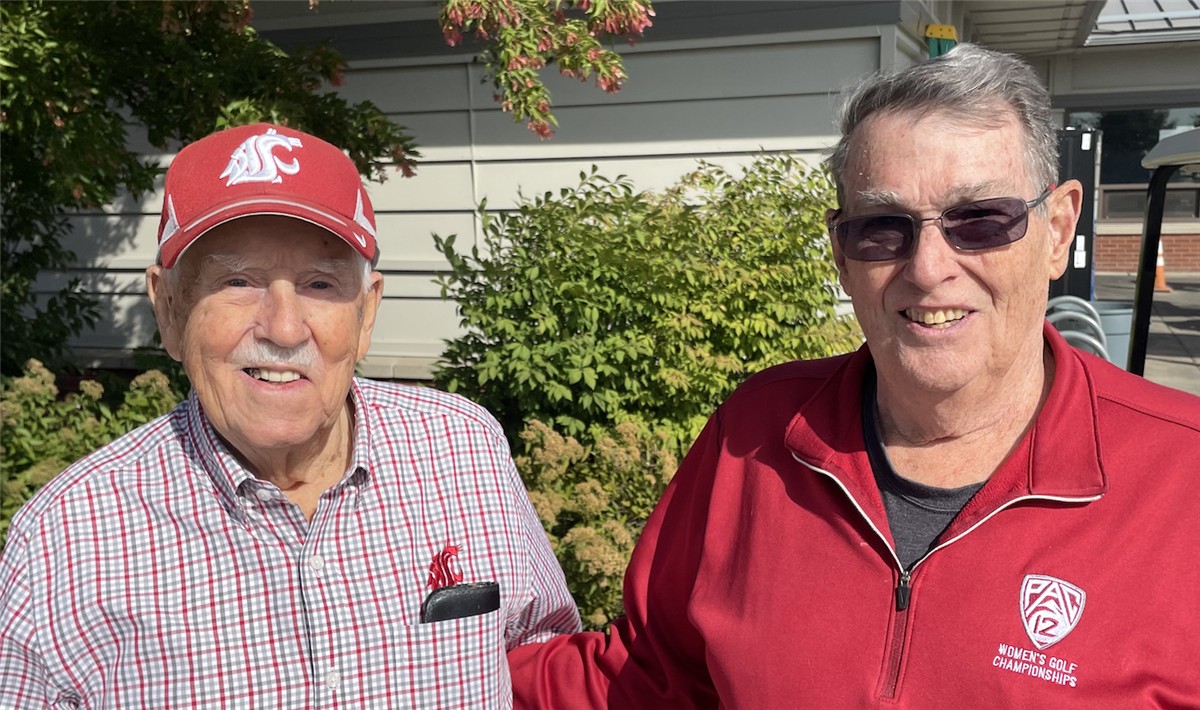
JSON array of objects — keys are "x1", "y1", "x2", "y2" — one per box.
[
  {"x1": 155, "y1": 123, "x2": 378, "y2": 270},
  {"x1": 1020, "y1": 574, "x2": 1086, "y2": 649},
  {"x1": 219, "y1": 128, "x2": 303, "y2": 186}
]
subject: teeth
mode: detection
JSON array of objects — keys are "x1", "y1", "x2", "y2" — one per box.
[
  {"x1": 245, "y1": 368, "x2": 303, "y2": 383},
  {"x1": 905, "y1": 308, "x2": 967, "y2": 327}
]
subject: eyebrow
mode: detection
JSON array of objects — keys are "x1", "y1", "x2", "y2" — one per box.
[
  {"x1": 205, "y1": 254, "x2": 252, "y2": 272},
  {"x1": 308, "y1": 258, "x2": 356, "y2": 274},
  {"x1": 853, "y1": 179, "x2": 1015, "y2": 212}
]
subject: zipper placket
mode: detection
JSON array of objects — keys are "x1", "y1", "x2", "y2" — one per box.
[{"x1": 791, "y1": 453, "x2": 1101, "y2": 700}]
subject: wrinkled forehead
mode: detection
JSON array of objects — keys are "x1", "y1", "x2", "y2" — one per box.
[
  {"x1": 841, "y1": 108, "x2": 1029, "y2": 208},
  {"x1": 191, "y1": 252, "x2": 359, "y2": 278},
  {"x1": 175, "y1": 215, "x2": 359, "y2": 274}
]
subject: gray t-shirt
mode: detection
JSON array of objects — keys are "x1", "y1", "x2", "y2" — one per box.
[{"x1": 863, "y1": 370, "x2": 984, "y2": 571}]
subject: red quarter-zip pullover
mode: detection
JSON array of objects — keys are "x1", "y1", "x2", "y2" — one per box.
[{"x1": 509, "y1": 324, "x2": 1200, "y2": 708}]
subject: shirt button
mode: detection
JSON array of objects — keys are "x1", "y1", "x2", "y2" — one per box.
[
  {"x1": 325, "y1": 670, "x2": 341, "y2": 689},
  {"x1": 309, "y1": 554, "x2": 325, "y2": 571},
  {"x1": 255, "y1": 488, "x2": 274, "y2": 502}
]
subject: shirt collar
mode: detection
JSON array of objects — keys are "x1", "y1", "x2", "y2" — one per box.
[
  {"x1": 185, "y1": 379, "x2": 376, "y2": 511},
  {"x1": 784, "y1": 321, "x2": 1107, "y2": 506},
  {"x1": 346, "y1": 377, "x2": 374, "y2": 489}
]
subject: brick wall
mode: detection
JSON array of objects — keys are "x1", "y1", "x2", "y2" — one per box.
[{"x1": 1094, "y1": 232, "x2": 1200, "y2": 273}]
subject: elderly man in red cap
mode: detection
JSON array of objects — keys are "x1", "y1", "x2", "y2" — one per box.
[{"x1": 0, "y1": 124, "x2": 580, "y2": 708}]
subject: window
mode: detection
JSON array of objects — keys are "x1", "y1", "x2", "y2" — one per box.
[
  {"x1": 1100, "y1": 185, "x2": 1200, "y2": 221},
  {"x1": 1068, "y1": 107, "x2": 1200, "y2": 221}
]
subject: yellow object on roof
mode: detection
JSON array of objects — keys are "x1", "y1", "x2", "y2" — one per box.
[
  {"x1": 926, "y1": 24, "x2": 958, "y2": 40},
  {"x1": 925, "y1": 24, "x2": 958, "y2": 57}
]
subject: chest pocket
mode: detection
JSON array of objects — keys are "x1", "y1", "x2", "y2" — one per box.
[{"x1": 375, "y1": 610, "x2": 507, "y2": 708}]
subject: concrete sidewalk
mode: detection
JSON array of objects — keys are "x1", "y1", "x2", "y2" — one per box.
[{"x1": 1094, "y1": 273, "x2": 1200, "y2": 397}]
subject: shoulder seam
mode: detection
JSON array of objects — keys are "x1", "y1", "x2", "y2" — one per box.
[
  {"x1": 725, "y1": 357, "x2": 848, "y2": 406},
  {"x1": 358, "y1": 381, "x2": 507, "y2": 440},
  {"x1": 7, "y1": 413, "x2": 180, "y2": 532},
  {"x1": 1096, "y1": 391, "x2": 1200, "y2": 434}
]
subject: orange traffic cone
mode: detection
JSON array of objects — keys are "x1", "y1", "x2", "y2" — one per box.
[{"x1": 1154, "y1": 241, "x2": 1172, "y2": 293}]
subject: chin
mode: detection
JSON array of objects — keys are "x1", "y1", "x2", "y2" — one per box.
[
  {"x1": 237, "y1": 421, "x2": 325, "y2": 451},
  {"x1": 889, "y1": 349, "x2": 981, "y2": 394}
]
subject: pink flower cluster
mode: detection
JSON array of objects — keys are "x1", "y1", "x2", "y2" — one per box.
[
  {"x1": 594, "y1": 2, "x2": 654, "y2": 36},
  {"x1": 507, "y1": 55, "x2": 547, "y2": 71},
  {"x1": 598, "y1": 66, "x2": 628, "y2": 93},
  {"x1": 441, "y1": 0, "x2": 521, "y2": 46}
]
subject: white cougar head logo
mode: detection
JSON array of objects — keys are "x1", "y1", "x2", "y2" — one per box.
[{"x1": 219, "y1": 128, "x2": 303, "y2": 186}]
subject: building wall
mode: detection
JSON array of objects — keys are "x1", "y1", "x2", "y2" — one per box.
[
  {"x1": 1038, "y1": 44, "x2": 1200, "y2": 276},
  {"x1": 1039, "y1": 43, "x2": 1200, "y2": 113},
  {"x1": 1095, "y1": 229, "x2": 1200, "y2": 273},
  {"x1": 47, "y1": 9, "x2": 922, "y2": 378},
  {"x1": 40, "y1": 3, "x2": 1200, "y2": 378}
]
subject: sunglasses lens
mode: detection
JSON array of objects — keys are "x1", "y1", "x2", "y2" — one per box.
[
  {"x1": 941, "y1": 197, "x2": 1029, "y2": 250},
  {"x1": 837, "y1": 215, "x2": 912, "y2": 261},
  {"x1": 835, "y1": 193, "x2": 1041, "y2": 261}
]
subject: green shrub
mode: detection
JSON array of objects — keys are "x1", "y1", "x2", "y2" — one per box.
[
  {"x1": 515, "y1": 417, "x2": 683, "y2": 630},
  {"x1": 0, "y1": 359, "x2": 179, "y2": 545},
  {"x1": 435, "y1": 155, "x2": 860, "y2": 439}
]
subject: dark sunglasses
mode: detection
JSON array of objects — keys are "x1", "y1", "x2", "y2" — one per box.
[{"x1": 830, "y1": 187, "x2": 1054, "y2": 262}]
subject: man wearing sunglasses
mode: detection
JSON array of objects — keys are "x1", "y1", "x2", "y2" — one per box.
[{"x1": 508, "y1": 43, "x2": 1200, "y2": 707}]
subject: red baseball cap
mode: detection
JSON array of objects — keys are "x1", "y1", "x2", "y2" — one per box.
[{"x1": 156, "y1": 123, "x2": 378, "y2": 269}]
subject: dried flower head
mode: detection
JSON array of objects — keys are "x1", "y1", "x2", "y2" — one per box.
[
  {"x1": 586, "y1": 608, "x2": 608, "y2": 629},
  {"x1": 563, "y1": 435, "x2": 585, "y2": 462},
  {"x1": 78, "y1": 380, "x2": 104, "y2": 401},
  {"x1": 563, "y1": 525, "x2": 625, "y2": 577},
  {"x1": 659, "y1": 450, "x2": 679, "y2": 483},
  {"x1": 0, "y1": 400, "x2": 20, "y2": 426},
  {"x1": 570, "y1": 479, "x2": 609, "y2": 517},
  {"x1": 25, "y1": 457, "x2": 68, "y2": 487},
  {"x1": 528, "y1": 489, "x2": 565, "y2": 528},
  {"x1": 130, "y1": 370, "x2": 171, "y2": 393},
  {"x1": 602, "y1": 519, "x2": 633, "y2": 549}
]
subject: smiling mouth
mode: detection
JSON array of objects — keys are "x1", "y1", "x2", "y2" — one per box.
[
  {"x1": 904, "y1": 308, "x2": 968, "y2": 329},
  {"x1": 244, "y1": 368, "x2": 306, "y2": 383}
]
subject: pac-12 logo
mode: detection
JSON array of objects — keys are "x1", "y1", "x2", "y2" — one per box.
[
  {"x1": 1020, "y1": 574, "x2": 1086, "y2": 650},
  {"x1": 219, "y1": 128, "x2": 303, "y2": 186}
]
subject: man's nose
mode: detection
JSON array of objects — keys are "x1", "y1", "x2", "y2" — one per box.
[
  {"x1": 255, "y1": 281, "x2": 310, "y2": 348},
  {"x1": 903, "y1": 219, "x2": 960, "y2": 289}
]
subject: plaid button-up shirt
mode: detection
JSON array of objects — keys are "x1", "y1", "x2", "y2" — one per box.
[{"x1": 0, "y1": 379, "x2": 581, "y2": 708}]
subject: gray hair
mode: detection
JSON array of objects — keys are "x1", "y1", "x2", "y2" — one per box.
[{"x1": 825, "y1": 43, "x2": 1057, "y2": 207}]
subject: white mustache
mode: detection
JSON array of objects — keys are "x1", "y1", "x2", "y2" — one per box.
[{"x1": 230, "y1": 340, "x2": 319, "y2": 372}]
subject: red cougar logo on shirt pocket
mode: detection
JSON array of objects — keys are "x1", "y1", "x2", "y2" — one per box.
[{"x1": 427, "y1": 544, "x2": 464, "y2": 590}]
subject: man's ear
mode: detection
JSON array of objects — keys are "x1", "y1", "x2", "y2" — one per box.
[
  {"x1": 1045, "y1": 180, "x2": 1084, "y2": 280},
  {"x1": 145, "y1": 265, "x2": 184, "y2": 363},
  {"x1": 355, "y1": 270, "x2": 385, "y2": 362},
  {"x1": 827, "y1": 208, "x2": 853, "y2": 298}
]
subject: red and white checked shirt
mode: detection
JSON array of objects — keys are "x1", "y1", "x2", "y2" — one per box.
[{"x1": 0, "y1": 379, "x2": 581, "y2": 708}]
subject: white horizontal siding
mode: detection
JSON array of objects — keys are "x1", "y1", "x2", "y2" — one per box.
[
  {"x1": 56, "y1": 211, "x2": 471, "y2": 272},
  {"x1": 49, "y1": 30, "x2": 892, "y2": 376},
  {"x1": 338, "y1": 37, "x2": 880, "y2": 113}
]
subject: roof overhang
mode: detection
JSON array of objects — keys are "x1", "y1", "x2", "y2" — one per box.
[{"x1": 962, "y1": 0, "x2": 1108, "y2": 55}]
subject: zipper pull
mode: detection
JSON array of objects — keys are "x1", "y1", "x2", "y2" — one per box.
[{"x1": 895, "y1": 570, "x2": 912, "y2": 611}]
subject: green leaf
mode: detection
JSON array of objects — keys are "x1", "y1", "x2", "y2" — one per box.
[{"x1": 432, "y1": 153, "x2": 858, "y2": 442}]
